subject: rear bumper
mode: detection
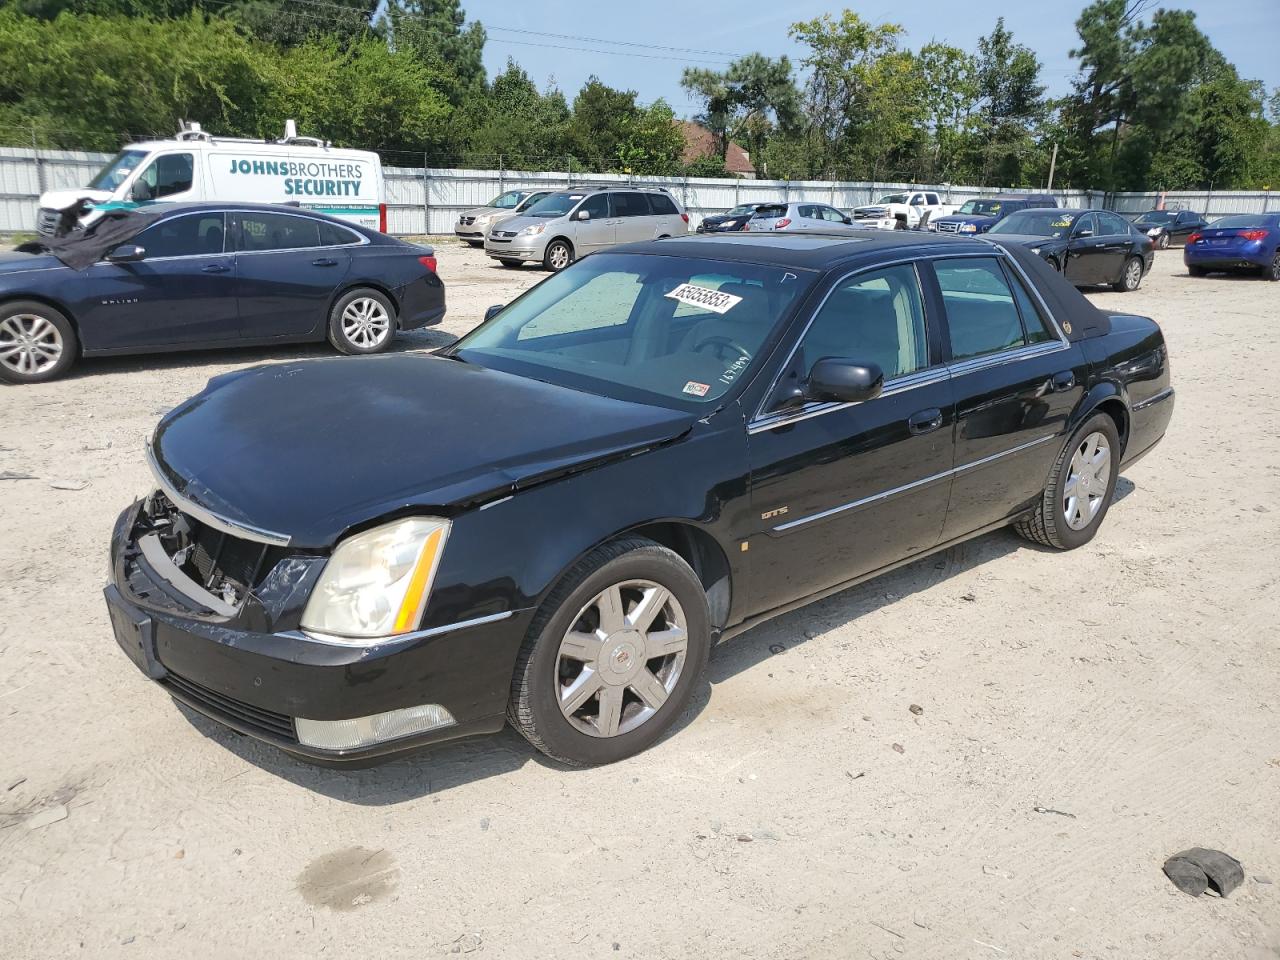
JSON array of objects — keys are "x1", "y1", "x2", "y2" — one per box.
[
  {"x1": 396, "y1": 278, "x2": 446, "y2": 329},
  {"x1": 1185, "y1": 242, "x2": 1270, "y2": 268},
  {"x1": 1122, "y1": 387, "x2": 1174, "y2": 468}
]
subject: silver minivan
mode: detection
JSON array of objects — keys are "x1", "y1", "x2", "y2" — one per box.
[{"x1": 485, "y1": 186, "x2": 689, "y2": 271}]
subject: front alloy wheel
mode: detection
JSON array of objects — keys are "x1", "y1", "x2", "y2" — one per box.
[
  {"x1": 0, "y1": 301, "x2": 78, "y2": 384},
  {"x1": 544, "y1": 239, "x2": 573, "y2": 272}
]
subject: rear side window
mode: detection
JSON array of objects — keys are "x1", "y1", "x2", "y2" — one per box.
[
  {"x1": 132, "y1": 213, "x2": 225, "y2": 258},
  {"x1": 1005, "y1": 265, "x2": 1056, "y2": 344},
  {"x1": 935, "y1": 258, "x2": 1028, "y2": 361},
  {"x1": 1097, "y1": 212, "x2": 1129, "y2": 236},
  {"x1": 649, "y1": 193, "x2": 680, "y2": 216},
  {"x1": 800, "y1": 264, "x2": 928, "y2": 380},
  {"x1": 612, "y1": 192, "x2": 650, "y2": 218},
  {"x1": 319, "y1": 221, "x2": 360, "y2": 246},
  {"x1": 238, "y1": 212, "x2": 321, "y2": 251}
]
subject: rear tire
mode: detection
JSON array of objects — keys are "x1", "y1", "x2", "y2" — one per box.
[
  {"x1": 508, "y1": 536, "x2": 712, "y2": 767},
  {"x1": 0, "y1": 300, "x2": 77, "y2": 384},
  {"x1": 498, "y1": 260, "x2": 523, "y2": 269},
  {"x1": 1114, "y1": 256, "x2": 1143, "y2": 292},
  {"x1": 327, "y1": 288, "x2": 397, "y2": 355},
  {"x1": 543, "y1": 239, "x2": 573, "y2": 272},
  {"x1": 1265, "y1": 252, "x2": 1280, "y2": 282},
  {"x1": 466, "y1": 240, "x2": 483, "y2": 248},
  {"x1": 1015, "y1": 413, "x2": 1121, "y2": 551},
  {"x1": 1188, "y1": 265, "x2": 1207, "y2": 277}
]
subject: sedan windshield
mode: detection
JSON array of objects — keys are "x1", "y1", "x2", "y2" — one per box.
[
  {"x1": 989, "y1": 209, "x2": 1082, "y2": 238},
  {"x1": 1135, "y1": 211, "x2": 1176, "y2": 224},
  {"x1": 956, "y1": 200, "x2": 1004, "y2": 215},
  {"x1": 87, "y1": 150, "x2": 148, "y2": 191},
  {"x1": 523, "y1": 192, "x2": 587, "y2": 217},
  {"x1": 725, "y1": 204, "x2": 760, "y2": 216},
  {"x1": 449, "y1": 253, "x2": 816, "y2": 409}
]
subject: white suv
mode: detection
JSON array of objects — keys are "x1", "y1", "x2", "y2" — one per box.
[{"x1": 485, "y1": 186, "x2": 689, "y2": 271}]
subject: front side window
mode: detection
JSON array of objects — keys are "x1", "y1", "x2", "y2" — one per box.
[
  {"x1": 237, "y1": 212, "x2": 321, "y2": 252},
  {"x1": 935, "y1": 258, "x2": 1028, "y2": 361},
  {"x1": 137, "y1": 153, "x2": 194, "y2": 199},
  {"x1": 1097, "y1": 212, "x2": 1129, "y2": 236},
  {"x1": 131, "y1": 213, "x2": 225, "y2": 259},
  {"x1": 450, "y1": 253, "x2": 815, "y2": 409},
  {"x1": 88, "y1": 150, "x2": 148, "y2": 191},
  {"x1": 799, "y1": 264, "x2": 928, "y2": 381},
  {"x1": 1072, "y1": 213, "x2": 1100, "y2": 237},
  {"x1": 578, "y1": 193, "x2": 610, "y2": 219},
  {"x1": 514, "y1": 191, "x2": 550, "y2": 211}
]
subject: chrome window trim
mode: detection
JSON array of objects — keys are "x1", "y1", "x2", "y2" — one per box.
[
  {"x1": 748, "y1": 248, "x2": 1073, "y2": 434},
  {"x1": 92, "y1": 211, "x2": 229, "y2": 263},
  {"x1": 147, "y1": 445, "x2": 293, "y2": 547},
  {"x1": 279, "y1": 610, "x2": 514, "y2": 648},
  {"x1": 771, "y1": 433, "x2": 1058, "y2": 533},
  {"x1": 232, "y1": 208, "x2": 372, "y2": 254}
]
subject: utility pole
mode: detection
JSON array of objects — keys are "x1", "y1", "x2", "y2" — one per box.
[{"x1": 1046, "y1": 143, "x2": 1058, "y2": 192}]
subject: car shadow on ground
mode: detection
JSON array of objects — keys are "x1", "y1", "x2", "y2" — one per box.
[
  {"x1": 66, "y1": 328, "x2": 459, "y2": 381},
  {"x1": 179, "y1": 477, "x2": 1138, "y2": 804}
]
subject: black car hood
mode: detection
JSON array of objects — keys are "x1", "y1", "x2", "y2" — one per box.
[{"x1": 151, "y1": 355, "x2": 696, "y2": 547}]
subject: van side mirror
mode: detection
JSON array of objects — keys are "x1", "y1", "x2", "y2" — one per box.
[
  {"x1": 130, "y1": 180, "x2": 153, "y2": 202},
  {"x1": 807, "y1": 358, "x2": 884, "y2": 404},
  {"x1": 106, "y1": 244, "x2": 147, "y2": 263},
  {"x1": 576, "y1": 209, "x2": 590, "y2": 221},
  {"x1": 484, "y1": 304, "x2": 504, "y2": 321}
]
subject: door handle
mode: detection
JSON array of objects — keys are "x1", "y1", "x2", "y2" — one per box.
[
  {"x1": 1051, "y1": 371, "x2": 1076, "y2": 392},
  {"x1": 908, "y1": 408, "x2": 944, "y2": 435},
  {"x1": 201, "y1": 263, "x2": 230, "y2": 273},
  {"x1": 311, "y1": 258, "x2": 338, "y2": 267}
]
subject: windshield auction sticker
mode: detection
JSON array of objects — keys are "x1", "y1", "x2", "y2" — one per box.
[
  {"x1": 682, "y1": 380, "x2": 711, "y2": 397},
  {"x1": 665, "y1": 283, "x2": 743, "y2": 315}
]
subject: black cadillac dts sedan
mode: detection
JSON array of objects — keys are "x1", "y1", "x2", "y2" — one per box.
[{"x1": 106, "y1": 230, "x2": 1174, "y2": 767}]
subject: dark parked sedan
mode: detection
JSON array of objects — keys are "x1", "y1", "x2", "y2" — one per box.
[
  {"x1": 1131, "y1": 209, "x2": 1207, "y2": 249},
  {"x1": 697, "y1": 203, "x2": 777, "y2": 234},
  {"x1": 0, "y1": 202, "x2": 443, "y2": 384},
  {"x1": 1184, "y1": 213, "x2": 1280, "y2": 280},
  {"x1": 105, "y1": 231, "x2": 1173, "y2": 767},
  {"x1": 988, "y1": 208, "x2": 1154, "y2": 291}
]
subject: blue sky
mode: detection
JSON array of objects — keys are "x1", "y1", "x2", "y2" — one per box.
[{"x1": 460, "y1": 0, "x2": 1279, "y2": 116}]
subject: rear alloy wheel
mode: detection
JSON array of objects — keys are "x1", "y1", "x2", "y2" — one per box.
[
  {"x1": 1015, "y1": 413, "x2": 1121, "y2": 551},
  {"x1": 508, "y1": 536, "x2": 711, "y2": 766},
  {"x1": 1114, "y1": 256, "x2": 1143, "y2": 292},
  {"x1": 0, "y1": 301, "x2": 77, "y2": 384},
  {"x1": 328, "y1": 288, "x2": 396, "y2": 355},
  {"x1": 1157, "y1": 232, "x2": 1170, "y2": 250},
  {"x1": 1265, "y1": 252, "x2": 1280, "y2": 282},
  {"x1": 543, "y1": 239, "x2": 573, "y2": 272}
]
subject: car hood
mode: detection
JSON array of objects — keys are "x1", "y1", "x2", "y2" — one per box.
[
  {"x1": 488, "y1": 214, "x2": 553, "y2": 235},
  {"x1": 0, "y1": 251, "x2": 63, "y2": 275},
  {"x1": 461, "y1": 205, "x2": 502, "y2": 219},
  {"x1": 150, "y1": 355, "x2": 696, "y2": 548},
  {"x1": 937, "y1": 214, "x2": 995, "y2": 225},
  {"x1": 39, "y1": 188, "x2": 113, "y2": 210}
]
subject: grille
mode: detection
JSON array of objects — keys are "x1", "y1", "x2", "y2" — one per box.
[
  {"x1": 189, "y1": 523, "x2": 272, "y2": 593},
  {"x1": 36, "y1": 208, "x2": 60, "y2": 236},
  {"x1": 163, "y1": 671, "x2": 297, "y2": 741},
  {"x1": 936, "y1": 221, "x2": 960, "y2": 233},
  {"x1": 493, "y1": 230, "x2": 516, "y2": 238},
  {"x1": 459, "y1": 216, "x2": 476, "y2": 225}
]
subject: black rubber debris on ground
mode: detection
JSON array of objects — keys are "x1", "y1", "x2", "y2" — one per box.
[{"x1": 1163, "y1": 848, "x2": 1245, "y2": 898}]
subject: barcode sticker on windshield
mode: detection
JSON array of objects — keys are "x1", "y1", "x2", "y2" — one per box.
[{"x1": 665, "y1": 282, "x2": 743, "y2": 314}]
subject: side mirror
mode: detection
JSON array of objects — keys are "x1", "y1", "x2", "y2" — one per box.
[
  {"x1": 484, "y1": 304, "x2": 505, "y2": 321},
  {"x1": 1074, "y1": 228, "x2": 1093, "y2": 239},
  {"x1": 842, "y1": 216, "x2": 852, "y2": 224},
  {"x1": 806, "y1": 358, "x2": 884, "y2": 404},
  {"x1": 576, "y1": 209, "x2": 591, "y2": 221},
  {"x1": 106, "y1": 244, "x2": 146, "y2": 263},
  {"x1": 130, "y1": 179, "x2": 153, "y2": 202}
]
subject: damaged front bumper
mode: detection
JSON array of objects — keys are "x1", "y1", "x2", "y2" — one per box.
[{"x1": 105, "y1": 496, "x2": 528, "y2": 763}]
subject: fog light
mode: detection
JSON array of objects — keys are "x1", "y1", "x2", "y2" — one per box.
[{"x1": 295, "y1": 704, "x2": 456, "y2": 750}]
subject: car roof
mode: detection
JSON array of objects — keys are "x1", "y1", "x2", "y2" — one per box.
[{"x1": 616, "y1": 229, "x2": 1001, "y2": 271}]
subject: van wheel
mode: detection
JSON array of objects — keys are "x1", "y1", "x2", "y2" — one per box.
[
  {"x1": 544, "y1": 240, "x2": 573, "y2": 272},
  {"x1": 328, "y1": 288, "x2": 397, "y2": 355},
  {"x1": 0, "y1": 300, "x2": 78, "y2": 384}
]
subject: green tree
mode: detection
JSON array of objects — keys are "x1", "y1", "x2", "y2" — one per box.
[
  {"x1": 570, "y1": 77, "x2": 641, "y2": 167},
  {"x1": 917, "y1": 41, "x2": 980, "y2": 182},
  {"x1": 454, "y1": 59, "x2": 572, "y2": 169},
  {"x1": 681, "y1": 52, "x2": 799, "y2": 170},
  {"x1": 974, "y1": 18, "x2": 1045, "y2": 185},
  {"x1": 616, "y1": 100, "x2": 684, "y2": 175},
  {"x1": 224, "y1": 0, "x2": 379, "y2": 47},
  {"x1": 386, "y1": 0, "x2": 485, "y2": 102}
]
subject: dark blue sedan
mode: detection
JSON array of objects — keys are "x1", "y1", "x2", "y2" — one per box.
[
  {"x1": 0, "y1": 202, "x2": 444, "y2": 384},
  {"x1": 1184, "y1": 213, "x2": 1280, "y2": 281}
]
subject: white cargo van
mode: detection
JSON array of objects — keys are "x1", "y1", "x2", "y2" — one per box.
[{"x1": 36, "y1": 121, "x2": 386, "y2": 235}]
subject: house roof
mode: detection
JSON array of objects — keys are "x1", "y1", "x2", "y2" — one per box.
[{"x1": 677, "y1": 121, "x2": 756, "y2": 175}]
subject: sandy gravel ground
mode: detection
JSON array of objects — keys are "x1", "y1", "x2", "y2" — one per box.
[{"x1": 1, "y1": 240, "x2": 1278, "y2": 960}]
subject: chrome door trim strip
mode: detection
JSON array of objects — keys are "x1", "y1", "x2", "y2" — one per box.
[
  {"x1": 770, "y1": 433, "x2": 1058, "y2": 533},
  {"x1": 1132, "y1": 387, "x2": 1173, "y2": 411},
  {"x1": 747, "y1": 366, "x2": 952, "y2": 435},
  {"x1": 147, "y1": 445, "x2": 293, "y2": 547},
  {"x1": 280, "y1": 610, "x2": 515, "y2": 647}
]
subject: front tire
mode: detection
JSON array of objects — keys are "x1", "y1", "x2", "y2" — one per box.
[
  {"x1": 0, "y1": 300, "x2": 77, "y2": 384},
  {"x1": 327, "y1": 288, "x2": 396, "y2": 355},
  {"x1": 543, "y1": 239, "x2": 573, "y2": 272},
  {"x1": 1015, "y1": 413, "x2": 1121, "y2": 551},
  {"x1": 508, "y1": 537, "x2": 712, "y2": 766},
  {"x1": 1114, "y1": 256, "x2": 1143, "y2": 292}
]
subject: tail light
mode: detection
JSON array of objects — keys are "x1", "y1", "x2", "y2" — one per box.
[
  {"x1": 680, "y1": 213, "x2": 689, "y2": 224},
  {"x1": 1239, "y1": 229, "x2": 1268, "y2": 242},
  {"x1": 775, "y1": 218, "x2": 792, "y2": 229},
  {"x1": 1186, "y1": 232, "x2": 1202, "y2": 244},
  {"x1": 418, "y1": 255, "x2": 437, "y2": 273},
  {"x1": 378, "y1": 202, "x2": 388, "y2": 234}
]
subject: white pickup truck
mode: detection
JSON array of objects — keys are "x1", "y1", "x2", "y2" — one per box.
[{"x1": 851, "y1": 191, "x2": 956, "y2": 231}]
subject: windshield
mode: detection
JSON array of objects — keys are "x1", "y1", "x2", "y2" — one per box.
[
  {"x1": 956, "y1": 199, "x2": 1004, "y2": 216},
  {"x1": 876, "y1": 194, "x2": 908, "y2": 205},
  {"x1": 726, "y1": 204, "x2": 759, "y2": 216},
  {"x1": 514, "y1": 191, "x2": 550, "y2": 211},
  {"x1": 448, "y1": 253, "x2": 816, "y2": 409},
  {"x1": 989, "y1": 209, "x2": 1081, "y2": 238},
  {"x1": 488, "y1": 191, "x2": 525, "y2": 209},
  {"x1": 87, "y1": 150, "x2": 148, "y2": 191},
  {"x1": 523, "y1": 192, "x2": 587, "y2": 218},
  {"x1": 1135, "y1": 211, "x2": 1176, "y2": 224}
]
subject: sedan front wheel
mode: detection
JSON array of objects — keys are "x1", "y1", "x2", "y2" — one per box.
[{"x1": 508, "y1": 536, "x2": 711, "y2": 766}]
